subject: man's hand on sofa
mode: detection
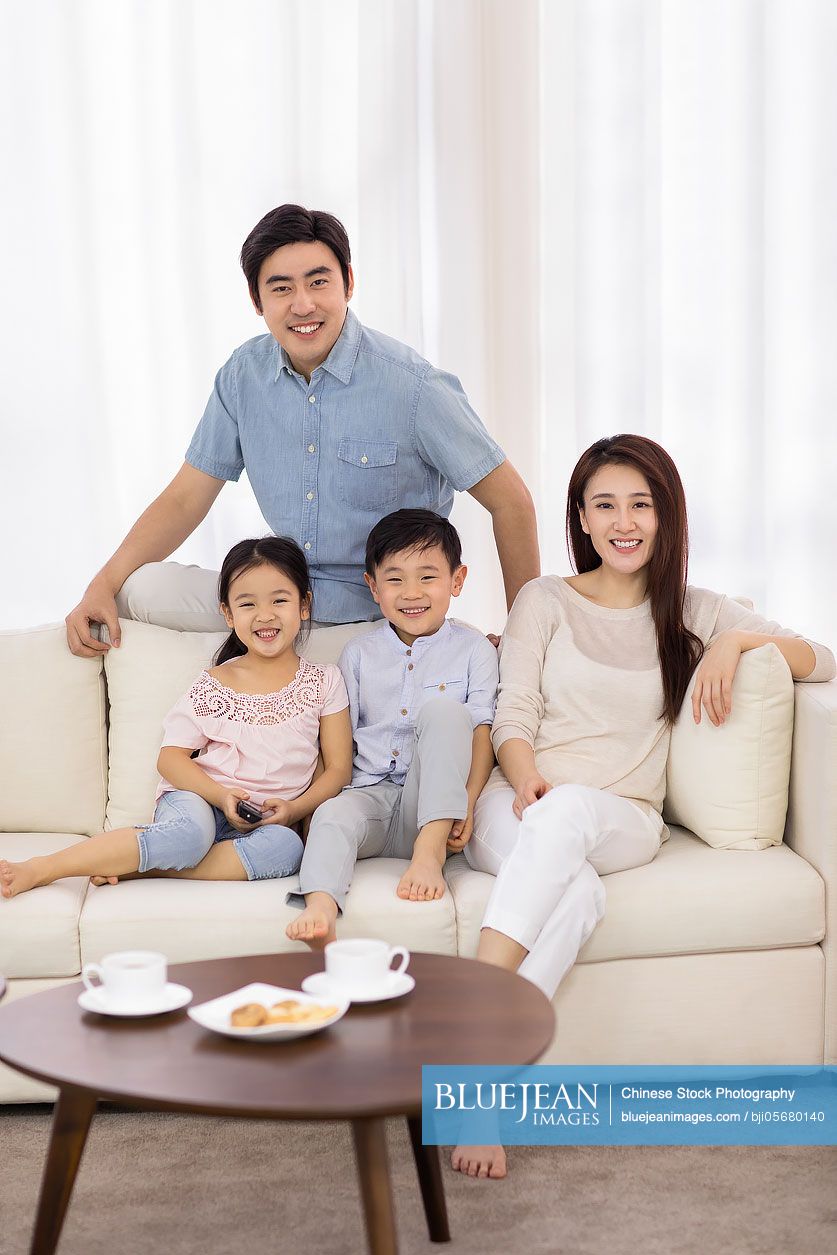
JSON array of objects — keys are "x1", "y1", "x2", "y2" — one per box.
[{"x1": 66, "y1": 575, "x2": 122, "y2": 657}]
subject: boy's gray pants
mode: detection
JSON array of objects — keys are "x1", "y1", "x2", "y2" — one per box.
[{"x1": 291, "y1": 697, "x2": 473, "y2": 912}]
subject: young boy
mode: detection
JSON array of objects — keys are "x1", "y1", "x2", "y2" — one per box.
[{"x1": 286, "y1": 509, "x2": 498, "y2": 949}]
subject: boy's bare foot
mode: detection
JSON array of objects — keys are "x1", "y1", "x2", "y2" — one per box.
[
  {"x1": 396, "y1": 854, "x2": 446, "y2": 901},
  {"x1": 286, "y1": 901, "x2": 338, "y2": 951},
  {"x1": 450, "y1": 1144, "x2": 507, "y2": 1179},
  {"x1": 0, "y1": 858, "x2": 47, "y2": 899}
]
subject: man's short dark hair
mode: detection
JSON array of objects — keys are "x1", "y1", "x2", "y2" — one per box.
[
  {"x1": 365, "y1": 509, "x2": 462, "y2": 575},
  {"x1": 240, "y1": 204, "x2": 352, "y2": 310}
]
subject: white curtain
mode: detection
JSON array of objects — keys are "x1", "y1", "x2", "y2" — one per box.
[
  {"x1": 540, "y1": 0, "x2": 837, "y2": 642},
  {"x1": 1, "y1": 0, "x2": 834, "y2": 643}
]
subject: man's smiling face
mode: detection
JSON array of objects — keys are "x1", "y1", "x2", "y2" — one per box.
[{"x1": 255, "y1": 240, "x2": 354, "y2": 379}]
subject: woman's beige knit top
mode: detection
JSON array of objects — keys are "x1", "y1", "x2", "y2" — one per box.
[{"x1": 488, "y1": 576, "x2": 835, "y2": 821}]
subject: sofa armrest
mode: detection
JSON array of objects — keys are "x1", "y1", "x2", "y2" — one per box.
[{"x1": 784, "y1": 678, "x2": 837, "y2": 1062}]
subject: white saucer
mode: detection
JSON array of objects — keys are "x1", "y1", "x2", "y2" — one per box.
[
  {"x1": 78, "y1": 982, "x2": 193, "y2": 1018},
  {"x1": 301, "y1": 970, "x2": 415, "y2": 1004}
]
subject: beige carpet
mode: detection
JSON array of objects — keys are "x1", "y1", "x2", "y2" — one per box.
[{"x1": 1, "y1": 1106, "x2": 834, "y2": 1255}]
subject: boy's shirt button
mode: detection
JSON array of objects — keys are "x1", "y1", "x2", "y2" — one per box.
[
  {"x1": 400, "y1": 708, "x2": 408, "y2": 716},
  {"x1": 392, "y1": 749, "x2": 400, "y2": 757},
  {"x1": 406, "y1": 649, "x2": 412, "y2": 656},
  {"x1": 407, "y1": 663, "x2": 414, "y2": 671},
  {"x1": 438, "y1": 683, "x2": 446, "y2": 691}
]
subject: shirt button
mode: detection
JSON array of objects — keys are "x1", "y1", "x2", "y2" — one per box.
[
  {"x1": 361, "y1": 455, "x2": 368, "y2": 464},
  {"x1": 307, "y1": 491, "x2": 314, "y2": 501},
  {"x1": 308, "y1": 395, "x2": 316, "y2": 403},
  {"x1": 308, "y1": 444, "x2": 316, "y2": 453},
  {"x1": 304, "y1": 542, "x2": 311, "y2": 551},
  {"x1": 392, "y1": 749, "x2": 400, "y2": 757},
  {"x1": 438, "y1": 683, "x2": 446, "y2": 691},
  {"x1": 400, "y1": 708, "x2": 408, "y2": 716},
  {"x1": 407, "y1": 663, "x2": 413, "y2": 671},
  {"x1": 406, "y1": 649, "x2": 412, "y2": 656}
]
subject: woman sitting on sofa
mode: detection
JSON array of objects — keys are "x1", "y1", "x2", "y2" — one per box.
[{"x1": 452, "y1": 433, "x2": 835, "y2": 1181}]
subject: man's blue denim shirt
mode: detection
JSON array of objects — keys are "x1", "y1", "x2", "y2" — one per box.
[{"x1": 186, "y1": 310, "x2": 505, "y2": 622}]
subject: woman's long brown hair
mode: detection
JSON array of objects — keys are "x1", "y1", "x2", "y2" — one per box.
[{"x1": 566, "y1": 435, "x2": 704, "y2": 724}]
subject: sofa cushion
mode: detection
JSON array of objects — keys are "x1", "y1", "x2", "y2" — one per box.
[
  {"x1": 79, "y1": 858, "x2": 457, "y2": 965},
  {"x1": 444, "y1": 827, "x2": 825, "y2": 962},
  {"x1": 664, "y1": 643, "x2": 794, "y2": 849},
  {"x1": 0, "y1": 834, "x2": 89, "y2": 977},
  {"x1": 0, "y1": 625, "x2": 107, "y2": 836},
  {"x1": 104, "y1": 619, "x2": 376, "y2": 828}
]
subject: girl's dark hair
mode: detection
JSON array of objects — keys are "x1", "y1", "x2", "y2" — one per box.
[
  {"x1": 566, "y1": 434, "x2": 704, "y2": 724},
  {"x1": 240, "y1": 204, "x2": 351, "y2": 310},
  {"x1": 214, "y1": 537, "x2": 313, "y2": 666}
]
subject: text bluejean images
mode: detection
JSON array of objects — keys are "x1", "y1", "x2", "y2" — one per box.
[{"x1": 421, "y1": 1066, "x2": 837, "y2": 1146}]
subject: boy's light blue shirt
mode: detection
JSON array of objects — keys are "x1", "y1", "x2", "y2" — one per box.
[
  {"x1": 185, "y1": 310, "x2": 505, "y2": 623},
  {"x1": 338, "y1": 619, "x2": 499, "y2": 787}
]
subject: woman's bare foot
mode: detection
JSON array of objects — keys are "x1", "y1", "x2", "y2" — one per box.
[
  {"x1": 450, "y1": 1144, "x2": 507, "y2": 1179},
  {"x1": 286, "y1": 893, "x2": 338, "y2": 951},
  {"x1": 0, "y1": 857, "x2": 48, "y2": 899},
  {"x1": 396, "y1": 854, "x2": 445, "y2": 901}
]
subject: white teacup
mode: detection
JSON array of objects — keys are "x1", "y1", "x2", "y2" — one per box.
[
  {"x1": 82, "y1": 950, "x2": 167, "y2": 1010},
  {"x1": 324, "y1": 939, "x2": 410, "y2": 996}
]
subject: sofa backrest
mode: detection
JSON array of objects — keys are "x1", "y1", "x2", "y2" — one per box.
[
  {"x1": 2, "y1": 620, "x2": 797, "y2": 851},
  {"x1": 0, "y1": 625, "x2": 107, "y2": 836}
]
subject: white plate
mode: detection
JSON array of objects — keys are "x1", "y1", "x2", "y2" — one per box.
[
  {"x1": 78, "y1": 982, "x2": 193, "y2": 1018},
  {"x1": 301, "y1": 970, "x2": 415, "y2": 1004},
  {"x1": 187, "y1": 983, "x2": 349, "y2": 1043}
]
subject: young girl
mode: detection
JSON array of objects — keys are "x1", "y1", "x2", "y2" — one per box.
[
  {"x1": 0, "y1": 537, "x2": 352, "y2": 898},
  {"x1": 452, "y1": 434, "x2": 835, "y2": 1181}
]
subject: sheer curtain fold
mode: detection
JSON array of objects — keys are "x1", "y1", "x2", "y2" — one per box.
[
  {"x1": 1, "y1": 0, "x2": 833, "y2": 639},
  {"x1": 540, "y1": 0, "x2": 836, "y2": 640}
]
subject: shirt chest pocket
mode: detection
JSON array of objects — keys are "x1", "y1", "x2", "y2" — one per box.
[
  {"x1": 420, "y1": 676, "x2": 467, "y2": 706},
  {"x1": 337, "y1": 439, "x2": 398, "y2": 510}
]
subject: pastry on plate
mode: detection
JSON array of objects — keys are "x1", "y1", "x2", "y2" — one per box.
[{"x1": 230, "y1": 1002, "x2": 267, "y2": 1028}]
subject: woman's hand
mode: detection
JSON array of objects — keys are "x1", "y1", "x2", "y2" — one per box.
[
  {"x1": 220, "y1": 788, "x2": 260, "y2": 833},
  {"x1": 512, "y1": 772, "x2": 552, "y2": 820},
  {"x1": 691, "y1": 631, "x2": 745, "y2": 726},
  {"x1": 447, "y1": 809, "x2": 474, "y2": 852}
]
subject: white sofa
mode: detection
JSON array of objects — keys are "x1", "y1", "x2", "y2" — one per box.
[{"x1": 1, "y1": 619, "x2": 834, "y2": 1103}]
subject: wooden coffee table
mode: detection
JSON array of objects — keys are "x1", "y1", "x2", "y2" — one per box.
[{"x1": 0, "y1": 952, "x2": 554, "y2": 1255}]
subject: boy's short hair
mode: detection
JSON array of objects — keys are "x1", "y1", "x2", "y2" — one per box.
[{"x1": 365, "y1": 509, "x2": 462, "y2": 575}]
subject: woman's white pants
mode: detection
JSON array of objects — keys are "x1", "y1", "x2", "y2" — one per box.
[{"x1": 465, "y1": 783, "x2": 662, "y2": 999}]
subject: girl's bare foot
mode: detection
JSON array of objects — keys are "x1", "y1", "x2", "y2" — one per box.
[
  {"x1": 90, "y1": 876, "x2": 120, "y2": 887},
  {"x1": 450, "y1": 1144, "x2": 507, "y2": 1179},
  {"x1": 396, "y1": 854, "x2": 445, "y2": 901},
  {"x1": 0, "y1": 858, "x2": 47, "y2": 899},
  {"x1": 286, "y1": 900, "x2": 338, "y2": 951}
]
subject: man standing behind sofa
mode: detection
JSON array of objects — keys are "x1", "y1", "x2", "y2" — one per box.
[{"x1": 65, "y1": 204, "x2": 538, "y2": 655}]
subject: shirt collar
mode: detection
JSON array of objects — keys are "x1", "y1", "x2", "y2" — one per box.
[
  {"x1": 274, "y1": 308, "x2": 362, "y2": 384},
  {"x1": 384, "y1": 617, "x2": 453, "y2": 655}
]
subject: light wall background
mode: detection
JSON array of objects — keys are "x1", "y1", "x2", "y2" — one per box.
[{"x1": 1, "y1": 0, "x2": 835, "y2": 643}]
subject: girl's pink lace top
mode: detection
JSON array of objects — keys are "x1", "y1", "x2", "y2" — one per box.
[{"x1": 155, "y1": 658, "x2": 349, "y2": 805}]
